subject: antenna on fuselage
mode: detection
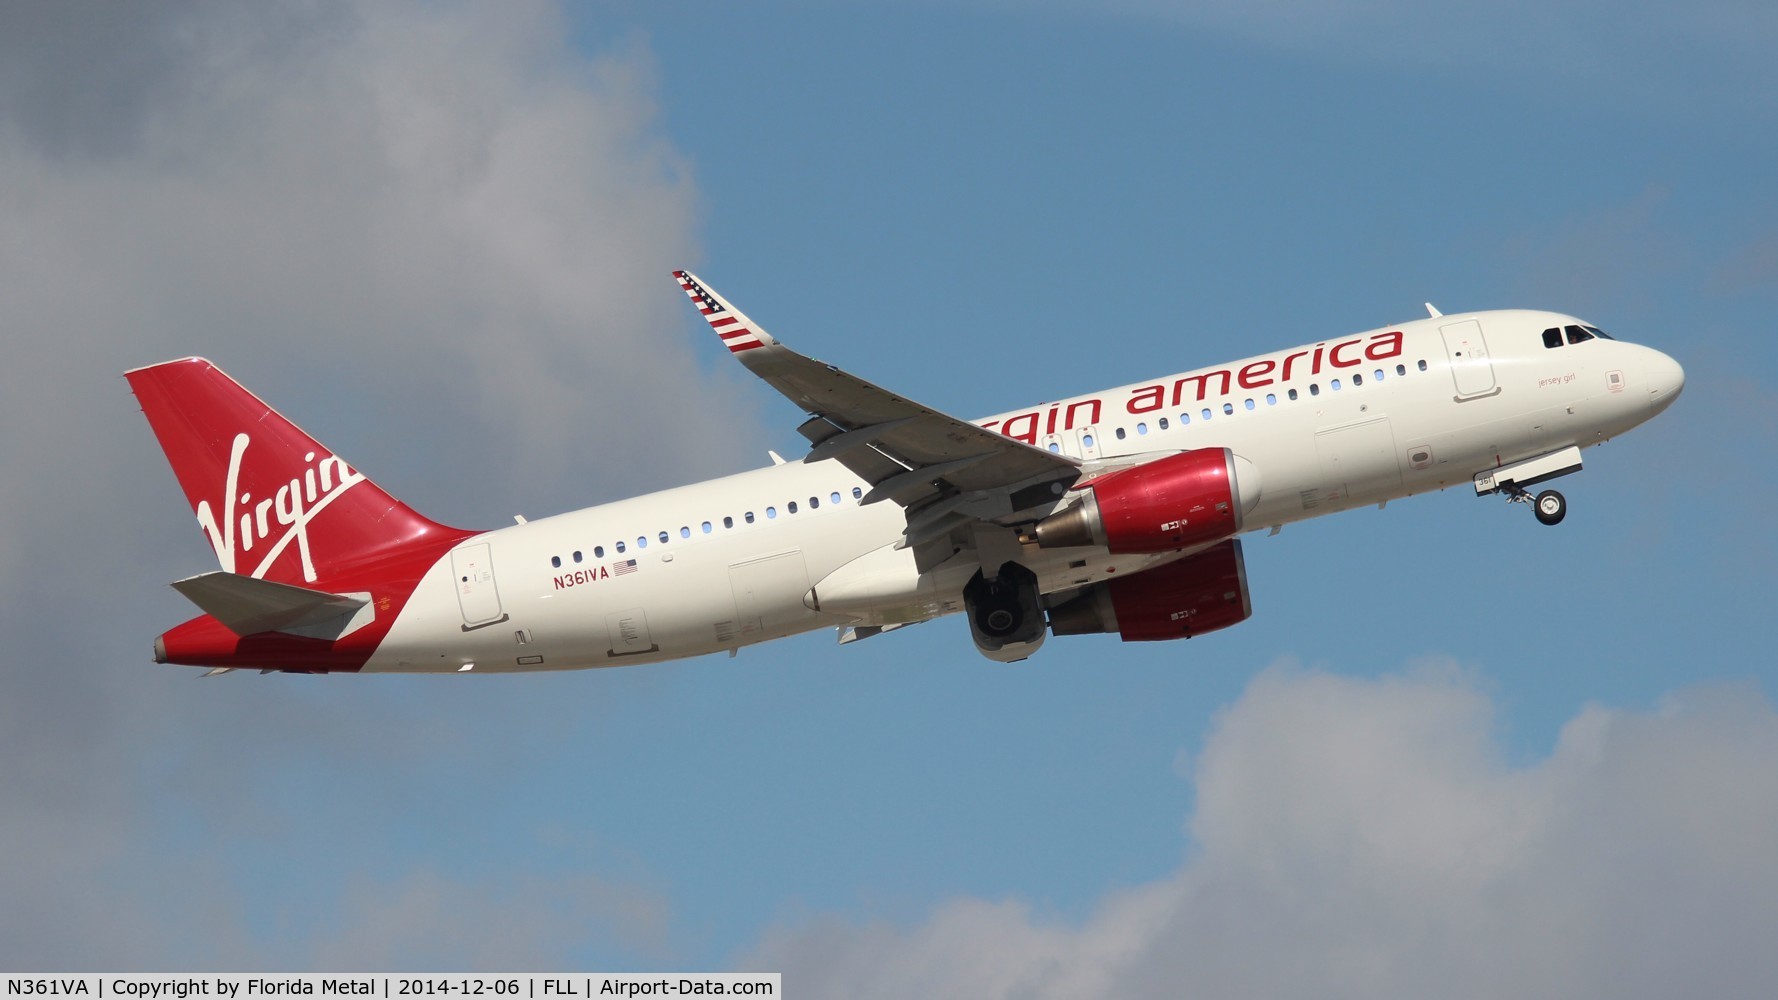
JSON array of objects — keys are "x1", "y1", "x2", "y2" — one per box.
[{"x1": 1425, "y1": 302, "x2": 1443, "y2": 318}]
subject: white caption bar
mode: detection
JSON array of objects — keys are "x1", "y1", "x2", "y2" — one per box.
[{"x1": 3, "y1": 977, "x2": 780, "y2": 1000}]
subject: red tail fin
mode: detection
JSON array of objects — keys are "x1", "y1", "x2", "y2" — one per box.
[{"x1": 127, "y1": 357, "x2": 463, "y2": 587}]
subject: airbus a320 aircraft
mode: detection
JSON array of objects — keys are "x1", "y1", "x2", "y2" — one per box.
[{"x1": 128, "y1": 273, "x2": 1684, "y2": 673}]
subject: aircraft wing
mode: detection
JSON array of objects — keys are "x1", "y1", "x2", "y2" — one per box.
[{"x1": 673, "y1": 270, "x2": 1080, "y2": 543}]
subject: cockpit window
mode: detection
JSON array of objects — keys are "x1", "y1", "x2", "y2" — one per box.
[
  {"x1": 1564, "y1": 325, "x2": 1594, "y2": 345},
  {"x1": 1583, "y1": 325, "x2": 1614, "y2": 340},
  {"x1": 1542, "y1": 327, "x2": 1563, "y2": 349}
]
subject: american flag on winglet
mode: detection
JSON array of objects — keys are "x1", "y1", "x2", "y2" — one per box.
[
  {"x1": 687, "y1": 276, "x2": 722, "y2": 313},
  {"x1": 674, "y1": 270, "x2": 765, "y2": 354},
  {"x1": 612, "y1": 559, "x2": 638, "y2": 576},
  {"x1": 675, "y1": 271, "x2": 722, "y2": 314}
]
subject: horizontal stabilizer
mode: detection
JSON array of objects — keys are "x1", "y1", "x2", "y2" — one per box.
[{"x1": 171, "y1": 571, "x2": 372, "y2": 639}]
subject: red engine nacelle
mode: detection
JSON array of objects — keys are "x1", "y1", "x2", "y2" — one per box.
[
  {"x1": 1033, "y1": 447, "x2": 1245, "y2": 554},
  {"x1": 1048, "y1": 539, "x2": 1252, "y2": 642}
]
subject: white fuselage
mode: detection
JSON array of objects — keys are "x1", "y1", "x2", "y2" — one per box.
[{"x1": 366, "y1": 309, "x2": 1680, "y2": 672}]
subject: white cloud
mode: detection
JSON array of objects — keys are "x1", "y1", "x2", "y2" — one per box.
[
  {"x1": 748, "y1": 663, "x2": 1778, "y2": 998},
  {"x1": 1, "y1": 0, "x2": 762, "y2": 532},
  {"x1": 0, "y1": 0, "x2": 753, "y2": 967}
]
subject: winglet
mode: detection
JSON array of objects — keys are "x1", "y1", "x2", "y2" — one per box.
[{"x1": 673, "y1": 270, "x2": 778, "y2": 354}]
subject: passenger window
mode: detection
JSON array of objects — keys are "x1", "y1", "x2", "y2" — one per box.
[
  {"x1": 1565, "y1": 325, "x2": 1593, "y2": 345},
  {"x1": 594, "y1": 546, "x2": 604, "y2": 558},
  {"x1": 680, "y1": 526, "x2": 691, "y2": 538},
  {"x1": 766, "y1": 506, "x2": 777, "y2": 519},
  {"x1": 1180, "y1": 413, "x2": 1191, "y2": 424},
  {"x1": 1222, "y1": 402, "x2": 1234, "y2": 415},
  {"x1": 1542, "y1": 327, "x2": 1563, "y2": 349},
  {"x1": 852, "y1": 487, "x2": 863, "y2": 499},
  {"x1": 1048, "y1": 442, "x2": 1060, "y2": 452},
  {"x1": 702, "y1": 521, "x2": 712, "y2": 534},
  {"x1": 1115, "y1": 427, "x2": 1126, "y2": 440},
  {"x1": 1351, "y1": 373, "x2": 1362, "y2": 386},
  {"x1": 1418, "y1": 360, "x2": 1428, "y2": 371},
  {"x1": 1243, "y1": 399, "x2": 1255, "y2": 410},
  {"x1": 1083, "y1": 433, "x2": 1095, "y2": 446},
  {"x1": 831, "y1": 492, "x2": 842, "y2": 504},
  {"x1": 1374, "y1": 369, "x2": 1384, "y2": 381},
  {"x1": 723, "y1": 516, "x2": 734, "y2": 529},
  {"x1": 1396, "y1": 364, "x2": 1406, "y2": 376},
  {"x1": 660, "y1": 531, "x2": 670, "y2": 543},
  {"x1": 638, "y1": 536, "x2": 648, "y2": 548},
  {"x1": 1288, "y1": 388, "x2": 1299, "y2": 401},
  {"x1": 1266, "y1": 393, "x2": 1276, "y2": 405},
  {"x1": 571, "y1": 551, "x2": 582, "y2": 563},
  {"x1": 1310, "y1": 383, "x2": 1320, "y2": 396},
  {"x1": 810, "y1": 496, "x2": 819, "y2": 509},
  {"x1": 745, "y1": 511, "x2": 755, "y2": 524},
  {"x1": 1331, "y1": 378, "x2": 1342, "y2": 391},
  {"x1": 1158, "y1": 417, "x2": 1170, "y2": 430},
  {"x1": 1202, "y1": 408, "x2": 1212, "y2": 420},
  {"x1": 552, "y1": 556, "x2": 562, "y2": 568},
  {"x1": 788, "y1": 501, "x2": 798, "y2": 514},
  {"x1": 1137, "y1": 422, "x2": 1148, "y2": 435},
  {"x1": 616, "y1": 540, "x2": 626, "y2": 553}
]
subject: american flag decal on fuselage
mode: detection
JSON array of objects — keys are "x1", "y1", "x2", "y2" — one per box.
[{"x1": 674, "y1": 270, "x2": 767, "y2": 353}]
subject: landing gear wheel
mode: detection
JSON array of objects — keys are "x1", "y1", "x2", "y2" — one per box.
[
  {"x1": 1534, "y1": 489, "x2": 1566, "y2": 526},
  {"x1": 963, "y1": 563, "x2": 1047, "y2": 662}
]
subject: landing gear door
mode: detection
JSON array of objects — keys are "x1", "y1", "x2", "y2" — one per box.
[
  {"x1": 451, "y1": 542, "x2": 507, "y2": 630},
  {"x1": 1440, "y1": 319, "x2": 1498, "y2": 399}
]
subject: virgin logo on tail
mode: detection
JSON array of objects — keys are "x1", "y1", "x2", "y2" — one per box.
[{"x1": 195, "y1": 433, "x2": 366, "y2": 583}]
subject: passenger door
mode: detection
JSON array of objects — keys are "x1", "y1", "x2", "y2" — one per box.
[
  {"x1": 1440, "y1": 319, "x2": 1498, "y2": 399},
  {"x1": 450, "y1": 543, "x2": 507, "y2": 630}
]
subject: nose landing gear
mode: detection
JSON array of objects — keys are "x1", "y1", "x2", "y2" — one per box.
[
  {"x1": 1473, "y1": 447, "x2": 1582, "y2": 527},
  {"x1": 1502, "y1": 483, "x2": 1567, "y2": 525}
]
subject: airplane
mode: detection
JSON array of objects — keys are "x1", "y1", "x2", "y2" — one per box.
[{"x1": 127, "y1": 272, "x2": 1684, "y2": 673}]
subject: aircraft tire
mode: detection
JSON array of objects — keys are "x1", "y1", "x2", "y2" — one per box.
[{"x1": 1534, "y1": 489, "x2": 1566, "y2": 526}]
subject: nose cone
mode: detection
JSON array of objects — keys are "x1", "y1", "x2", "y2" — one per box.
[{"x1": 1645, "y1": 349, "x2": 1685, "y2": 414}]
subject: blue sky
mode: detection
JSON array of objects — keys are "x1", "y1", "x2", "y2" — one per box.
[{"x1": 3, "y1": 1, "x2": 1777, "y2": 992}]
